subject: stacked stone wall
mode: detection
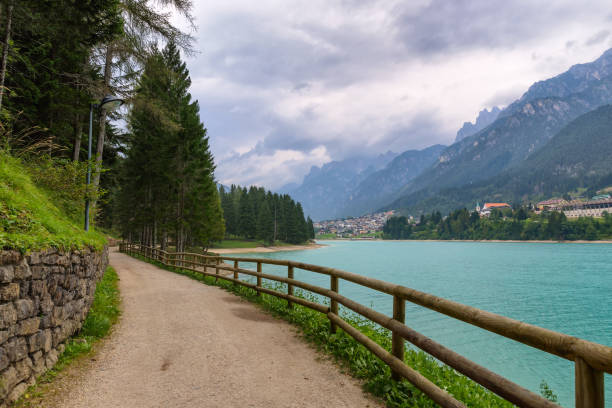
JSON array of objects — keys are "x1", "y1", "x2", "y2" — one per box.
[{"x1": 0, "y1": 247, "x2": 108, "y2": 406}]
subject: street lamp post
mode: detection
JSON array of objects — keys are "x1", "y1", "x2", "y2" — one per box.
[{"x1": 85, "y1": 95, "x2": 125, "y2": 231}]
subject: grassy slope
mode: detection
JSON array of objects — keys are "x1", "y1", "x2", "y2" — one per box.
[{"x1": 0, "y1": 152, "x2": 105, "y2": 251}]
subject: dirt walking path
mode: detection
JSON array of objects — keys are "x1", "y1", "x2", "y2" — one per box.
[{"x1": 53, "y1": 250, "x2": 380, "y2": 408}]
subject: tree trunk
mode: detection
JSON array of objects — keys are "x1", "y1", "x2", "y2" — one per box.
[
  {"x1": 91, "y1": 43, "x2": 113, "y2": 210},
  {"x1": 72, "y1": 113, "x2": 82, "y2": 161},
  {"x1": 0, "y1": 0, "x2": 13, "y2": 112}
]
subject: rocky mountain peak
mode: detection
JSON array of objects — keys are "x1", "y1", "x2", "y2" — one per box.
[{"x1": 455, "y1": 106, "x2": 501, "y2": 142}]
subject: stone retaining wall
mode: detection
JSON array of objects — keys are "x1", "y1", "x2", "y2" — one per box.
[{"x1": 0, "y1": 247, "x2": 108, "y2": 406}]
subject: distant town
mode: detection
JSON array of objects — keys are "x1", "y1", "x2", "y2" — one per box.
[
  {"x1": 315, "y1": 192, "x2": 612, "y2": 239},
  {"x1": 314, "y1": 211, "x2": 395, "y2": 238}
]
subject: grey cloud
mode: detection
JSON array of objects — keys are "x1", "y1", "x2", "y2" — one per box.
[
  {"x1": 185, "y1": 1, "x2": 612, "y2": 189},
  {"x1": 585, "y1": 30, "x2": 610, "y2": 46},
  {"x1": 392, "y1": 1, "x2": 578, "y2": 56}
]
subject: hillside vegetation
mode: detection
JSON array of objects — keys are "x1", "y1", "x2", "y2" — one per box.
[
  {"x1": 0, "y1": 152, "x2": 105, "y2": 251},
  {"x1": 389, "y1": 105, "x2": 612, "y2": 214},
  {"x1": 386, "y1": 49, "x2": 612, "y2": 214}
]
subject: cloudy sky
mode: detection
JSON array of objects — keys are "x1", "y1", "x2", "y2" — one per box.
[{"x1": 173, "y1": 0, "x2": 612, "y2": 190}]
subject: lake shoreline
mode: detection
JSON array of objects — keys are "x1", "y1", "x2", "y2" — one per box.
[
  {"x1": 317, "y1": 238, "x2": 612, "y2": 244},
  {"x1": 213, "y1": 243, "x2": 326, "y2": 254}
]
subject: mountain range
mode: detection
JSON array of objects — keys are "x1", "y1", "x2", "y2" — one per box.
[
  {"x1": 454, "y1": 106, "x2": 500, "y2": 142},
  {"x1": 389, "y1": 48, "x2": 612, "y2": 213},
  {"x1": 284, "y1": 48, "x2": 612, "y2": 220},
  {"x1": 284, "y1": 152, "x2": 396, "y2": 221}
]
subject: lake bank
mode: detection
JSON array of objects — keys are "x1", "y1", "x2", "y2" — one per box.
[
  {"x1": 317, "y1": 238, "x2": 612, "y2": 244},
  {"x1": 213, "y1": 242, "x2": 325, "y2": 254}
]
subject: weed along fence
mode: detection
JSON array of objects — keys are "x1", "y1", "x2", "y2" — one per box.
[{"x1": 119, "y1": 243, "x2": 612, "y2": 408}]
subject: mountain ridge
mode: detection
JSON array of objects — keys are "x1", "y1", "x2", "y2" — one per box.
[{"x1": 388, "y1": 48, "x2": 612, "y2": 212}]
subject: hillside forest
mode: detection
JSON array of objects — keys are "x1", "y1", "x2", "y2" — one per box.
[{"x1": 383, "y1": 209, "x2": 612, "y2": 241}]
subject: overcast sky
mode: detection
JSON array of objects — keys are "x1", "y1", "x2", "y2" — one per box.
[{"x1": 174, "y1": 0, "x2": 612, "y2": 190}]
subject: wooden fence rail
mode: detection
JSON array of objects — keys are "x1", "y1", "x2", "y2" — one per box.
[{"x1": 119, "y1": 242, "x2": 611, "y2": 408}]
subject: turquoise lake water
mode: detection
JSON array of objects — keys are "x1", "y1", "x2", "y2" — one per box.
[{"x1": 231, "y1": 240, "x2": 611, "y2": 407}]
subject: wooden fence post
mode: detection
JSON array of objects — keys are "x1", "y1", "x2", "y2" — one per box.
[
  {"x1": 215, "y1": 264, "x2": 219, "y2": 283},
  {"x1": 330, "y1": 276, "x2": 339, "y2": 333},
  {"x1": 256, "y1": 262, "x2": 262, "y2": 296},
  {"x1": 391, "y1": 295, "x2": 406, "y2": 381},
  {"x1": 233, "y1": 260, "x2": 239, "y2": 286},
  {"x1": 575, "y1": 357, "x2": 604, "y2": 408},
  {"x1": 287, "y1": 265, "x2": 294, "y2": 309}
]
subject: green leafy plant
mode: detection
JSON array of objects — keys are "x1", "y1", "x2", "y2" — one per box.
[{"x1": 539, "y1": 380, "x2": 559, "y2": 403}]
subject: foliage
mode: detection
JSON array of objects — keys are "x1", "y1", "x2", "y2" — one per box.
[
  {"x1": 539, "y1": 380, "x2": 559, "y2": 403},
  {"x1": 0, "y1": 151, "x2": 105, "y2": 251},
  {"x1": 130, "y1": 252, "x2": 530, "y2": 408},
  {"x1": 3, "y1": 0, "x2": 122, "y2": 150},
  {"x1": 383, "y1": 208, "x2": 612, "y2": 241},
  {"x1": 13, "y1": 266, "x2": 120, "y2": 407},
  {"x1": 220, "y1": 185, "x2": 314, "y2": 244},
  {"x1": 115, "y1": 42, "x2": 224, "y2": 251}
]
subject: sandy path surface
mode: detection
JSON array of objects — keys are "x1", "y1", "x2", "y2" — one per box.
[{"x1": 54, "y1": 250, "x2": 380, "y2": 408}]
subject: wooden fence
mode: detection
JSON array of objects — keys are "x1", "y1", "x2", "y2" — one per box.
[{"x1": 119, "y1": 242, "x2": 611, "y2": 408}]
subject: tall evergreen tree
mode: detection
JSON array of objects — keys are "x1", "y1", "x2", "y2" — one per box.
[{"x1": 117, "y1": 42, "x2": 224, "y2": 250}]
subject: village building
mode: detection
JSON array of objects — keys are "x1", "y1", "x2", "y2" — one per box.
[{"x1": 478, "y1": 202, "x2": 511, "y2": 217}]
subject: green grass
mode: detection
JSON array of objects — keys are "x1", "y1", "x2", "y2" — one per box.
[
  {"x1": 128, "y1": 252, "x2": 540, "y2": 408},
  {"x1": 13, "y1": 266, "x2": 121, "y2": 407},
  {"x1": 0, "y1": 152, "x2": 106, "y2": 252},
  {"x1": 315, "y1": 233, "x2": 337, "y2": 239},
  {"x1": 210, "y1": 239, "x2": 262, "y2": 249}
]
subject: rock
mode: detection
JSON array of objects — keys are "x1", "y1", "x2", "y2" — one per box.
[
  {"x1": 0, "y1": 246, "x2": 108, "y2": 405},
  {"x1": 30, "y1": 265, "x2": 46, "y2": 280},
  {"x1": 17, "y1": 318, "x2": 39, "y2": 336},
  {"x1": 30, "y1": 280, "x2": 46, "y2": 297},
  {"x1": 13, "y1": 299, "x2": 34, "y2": 320},
  {"x1": 0, "y1": 331, "x2": 8, "y2": 346},
  {"x1": 0, "y1": 366, "x2": 18, "y2": 399},
  {"x1": 44, "y1": 348, "x2": 58, "y2": 370},
  {"x1": 0, "y1": 284, "x2": 19, "y2": 301},
  {"x1": 28, "y1": 330, "x2": 52, "y2": 353},
  {"x1": 0, "y1": 348, "x2": 8, "y2": 371},
  {"x1": 30, "y1": 351, "x2": 45, "y2": 376},
  {"x1": 0, "y1": 266, "x2": 14, "y2": 284},
  {"x1": 13, "y1": 262, "x2": 31, "y2": 280},
  {"x1": 4, "y1": 338, "x2": 27, "y2": 362},
  {"x1": 18, "y1": 281, "x2": 30, "y2": 299},
  {"x1": 13, "y1": 357, "x2": 32, "y2": 382},
  {"x1": 7, "y1": 381, "x2": 29, "y2": 404},
  {"x1": 42, "y1": 254, "x2": 59, "y2": 265},
  {"x1": 26, "y1": 252, "x2": 40, "y2": 265},
  {"x1": 39, "y1": 296, "x2": 53, "y2": 315},
  {"x1": 0, "y1": 304, "x2": 17, "y2": 329}
]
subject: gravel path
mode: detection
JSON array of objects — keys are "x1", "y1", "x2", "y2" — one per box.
[{"x1": 54, "y1": 250, "x2": 381, "y2": 408}]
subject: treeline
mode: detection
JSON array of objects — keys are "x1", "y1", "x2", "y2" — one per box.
[
  {"x1": 220, "y1": 186, "x2": 314, "y2": 244},
  {"x1": 383, "y1": 208, "x2": 612, "y2": 241},
  {"x1": 115, "y1": 43, "x2": 224, "y2": 252}
]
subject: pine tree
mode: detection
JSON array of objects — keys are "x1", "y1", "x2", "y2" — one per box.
[{"x1": 117, "y1": 42, "x2": 223, "y2": 249}]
